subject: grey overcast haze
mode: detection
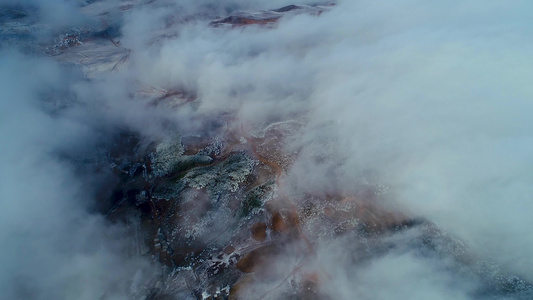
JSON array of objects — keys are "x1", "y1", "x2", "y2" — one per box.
[{"x1": 1, "y1": 0, "x2": 533, "y2": 299}]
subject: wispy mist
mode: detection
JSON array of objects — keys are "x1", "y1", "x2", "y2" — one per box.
[{"x1": 1, "y1": 0, "x2": 533, "y2": 299}]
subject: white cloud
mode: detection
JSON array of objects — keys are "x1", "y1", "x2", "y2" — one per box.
[{"x1": 3, "y1": 0, "x2": 533, "y2": 298}]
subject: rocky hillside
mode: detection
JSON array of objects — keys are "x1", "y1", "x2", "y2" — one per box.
[{"x1": 2, "y1": 1, "x2": 533, "y2": 299}]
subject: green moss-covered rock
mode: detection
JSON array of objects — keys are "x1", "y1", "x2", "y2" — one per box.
[
  {"x1": 151, "y1": 138, "x2": 185, "y2": 177},
  {"x1": 240, "y1": 181, "x2": 274, "y2": 217},
  {"x1": 184, "y1": 152, "x2": 256, "y2": 195}
]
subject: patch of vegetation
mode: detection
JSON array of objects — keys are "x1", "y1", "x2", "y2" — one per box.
[{"x1": 240, "y1": 181, "x2": 274, "y2": 217}]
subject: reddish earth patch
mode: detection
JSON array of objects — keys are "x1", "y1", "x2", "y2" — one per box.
[
  {"x1": 251, "y1": 222, "x2": 268, "y2": 242},
  {"x1": 270, "y1": 211, "x2": 288, "y2": 233},
  {"x1": 224, "y1": 245, "x2": 235, "y2": 255},
  {"x1": 236, "y1": 244, "x2": 281, "y2": 273},
  {"x1": 211, "y1": 16, "x2": 280, "y2": 27}
]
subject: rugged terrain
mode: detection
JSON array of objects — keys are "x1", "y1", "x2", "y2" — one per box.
[{"x1": 2, "y1": 1, "x2": 533, "y2": 299}]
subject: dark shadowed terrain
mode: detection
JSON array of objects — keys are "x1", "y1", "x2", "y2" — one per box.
[{"x1": 2, "y1": 1, "x2": 533, "y2": 299}]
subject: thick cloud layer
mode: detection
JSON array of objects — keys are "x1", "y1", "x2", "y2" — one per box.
[
  {"x1": 125, "y1": 0, "x2": 533, "y2": 279},
  {"x1": 2, "y1": 0, "x2": 533, "y2": 299},
  {"x1": 127, "y1": 0, "x2": 533, "y2": 296},
  {"x1": 0, "y1": 52, "x2": 153, "y2": 299}
]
